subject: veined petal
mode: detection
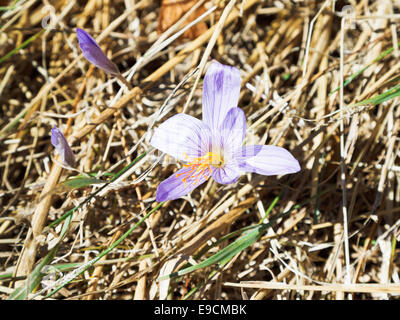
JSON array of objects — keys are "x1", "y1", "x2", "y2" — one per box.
[
  {"x1": 219, "y1": 107, "x2": 246, "y2": 151},
  {"x1": 150, "y1": 113, "x2": 211, "y2": 161},
  {"x1": 51, "y1": 126, "x2": 75, "y2": 167},
  {"x1": 211, "y1": 161, "x2": 240, "y2": 185},
  {"x1": 76, "y1": 28, "x2": 120, "y2": 75},
  {"x1": 156, "y1": 166, "x2": 210, "y2": 202},
  {"x1": 235, "y1": 145, "x2": 300, "y2": 176},
  {"x1": 202, "y1": 61, "x2": 241, "y2": 130}
]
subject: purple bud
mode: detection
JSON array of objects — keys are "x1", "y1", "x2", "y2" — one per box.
[
  {"x1": 76, "y1": 28, "x2": 120, "y2": 76},
  {"x1": 51, "y1": 126, "x2": 75, "y2": 167}
]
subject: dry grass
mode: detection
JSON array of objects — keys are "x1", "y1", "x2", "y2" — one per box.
[{"x1": 0, "y1": 0, "x2": 400, "y2": 300}]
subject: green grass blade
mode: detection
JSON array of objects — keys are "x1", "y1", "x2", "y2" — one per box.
[
  {"x1": 7, "y1": 151, "x2": 151, "y2": 299},
  {"x1": 158, "y1": 224, "x2": 265, "y2": 281},
  {"x1": 330, "y1": 43, "x2": 400, "y2": 95},
  {"x1": 0, "y1": 29, "x2": 45, "y2": 65},
  {"x1": 8, "y1": 213, "x2": 73, "y2": 300},
  {"x1": 61, "y1": 176, "x2": 105, "y2": 189},
  {"x1": 44, "y1": 151, "x2": 147, "y2": 230},
  {"x1": 159, "y1": 186, "x2": 334, "y2": 281},
  {"x1": 43, "y1": 201, "x2": 164, "y2": 299},
  {"x1": 258, "y1": 192, "x2": 281, "y2": 224},
  {"x1": 0, "y1": 0, "x2": 20, "y2": 11},
  {"x1": 351, "y1": 83, "x2": 400, "y2": 108}
]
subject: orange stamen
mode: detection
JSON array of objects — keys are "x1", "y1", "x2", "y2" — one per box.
[{"x1": 176, "y1": 152, "x2": 224, "y2": 187}]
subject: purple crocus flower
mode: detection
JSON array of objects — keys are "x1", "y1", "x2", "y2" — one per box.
[
  {"x1": 150, "y1": 61, "x2": 300, "y2": 202},
  {"x1": 76, "y1": 28, "x2": 120, "y2": 76},
  {"x1": 51, "y1": 126, "x2": 75, "y2": 167}
]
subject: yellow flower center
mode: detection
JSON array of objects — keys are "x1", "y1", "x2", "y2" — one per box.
[{"x1": 176, "y1": 152, "x2": 225, "y2": 187}]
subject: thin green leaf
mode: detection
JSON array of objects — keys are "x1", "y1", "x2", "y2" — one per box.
[
  {"x1": 0, "y1": 0, "x2": 20, "y2": 11},
  {"x1": 44, "y1": 151, "x2": 147, "y2": 230},
  {"x1": 158, "y1": 224, "x2": 266, "y2": 281},
  {"x1": 258, "y1": 192, "x2": 281, "y2": 224},
  {"x1": 43, "y1": 201, "x2": 164, "y2": 299},
  {"x1": 61, "y1": 176, "x2": 105, "y2": 189},
  {"x1": 8, "y1": 213, "x2": 73, "y2": 300},
  {"x1": 351, "y1": 83, "x2": 400, "y2": 108},
  {"x1": 330, "y1": 43, "x2": 400, "y2": 95},
  {"x1": 159, "y1": 186, "x2": 334, "y2": 281},
  {"x1": 0, "y1": 29, "x2": 45, "y2": 65}
]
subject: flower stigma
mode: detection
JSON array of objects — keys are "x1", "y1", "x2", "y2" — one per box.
[{"x1": 176, "y1": 152, "x2": 225, "y2": 187}]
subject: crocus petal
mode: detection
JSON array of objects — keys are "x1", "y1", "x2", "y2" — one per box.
[
  {"x1": 156, "y1": 166, "x2": 210, "y2": 202},
  {"x1": 235, "y1": 145, "x2": 300, "y2": 176},
  {"x1": 51, "y1": 126, "x2": 75, "y2": 167},
  {"x1": 150, "y1": 113, "x2": 211, "y2": 161},
  {"x1": 76, "y1": 28, "x2": 120, "y2": 75},
  {"x1": 211, "y1": 161, "x2": 240, "y2": 185},
  {"x1": 202, "y1": 61, "x2": 241, "y2": 130},
  {"x1": 219, "y1": 107, "x2": 246, "y2": 151}
]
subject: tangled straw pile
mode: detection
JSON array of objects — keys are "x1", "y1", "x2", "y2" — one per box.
[{"x1": 0, "y1": 0, "x2": 400, "y2": 300}]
